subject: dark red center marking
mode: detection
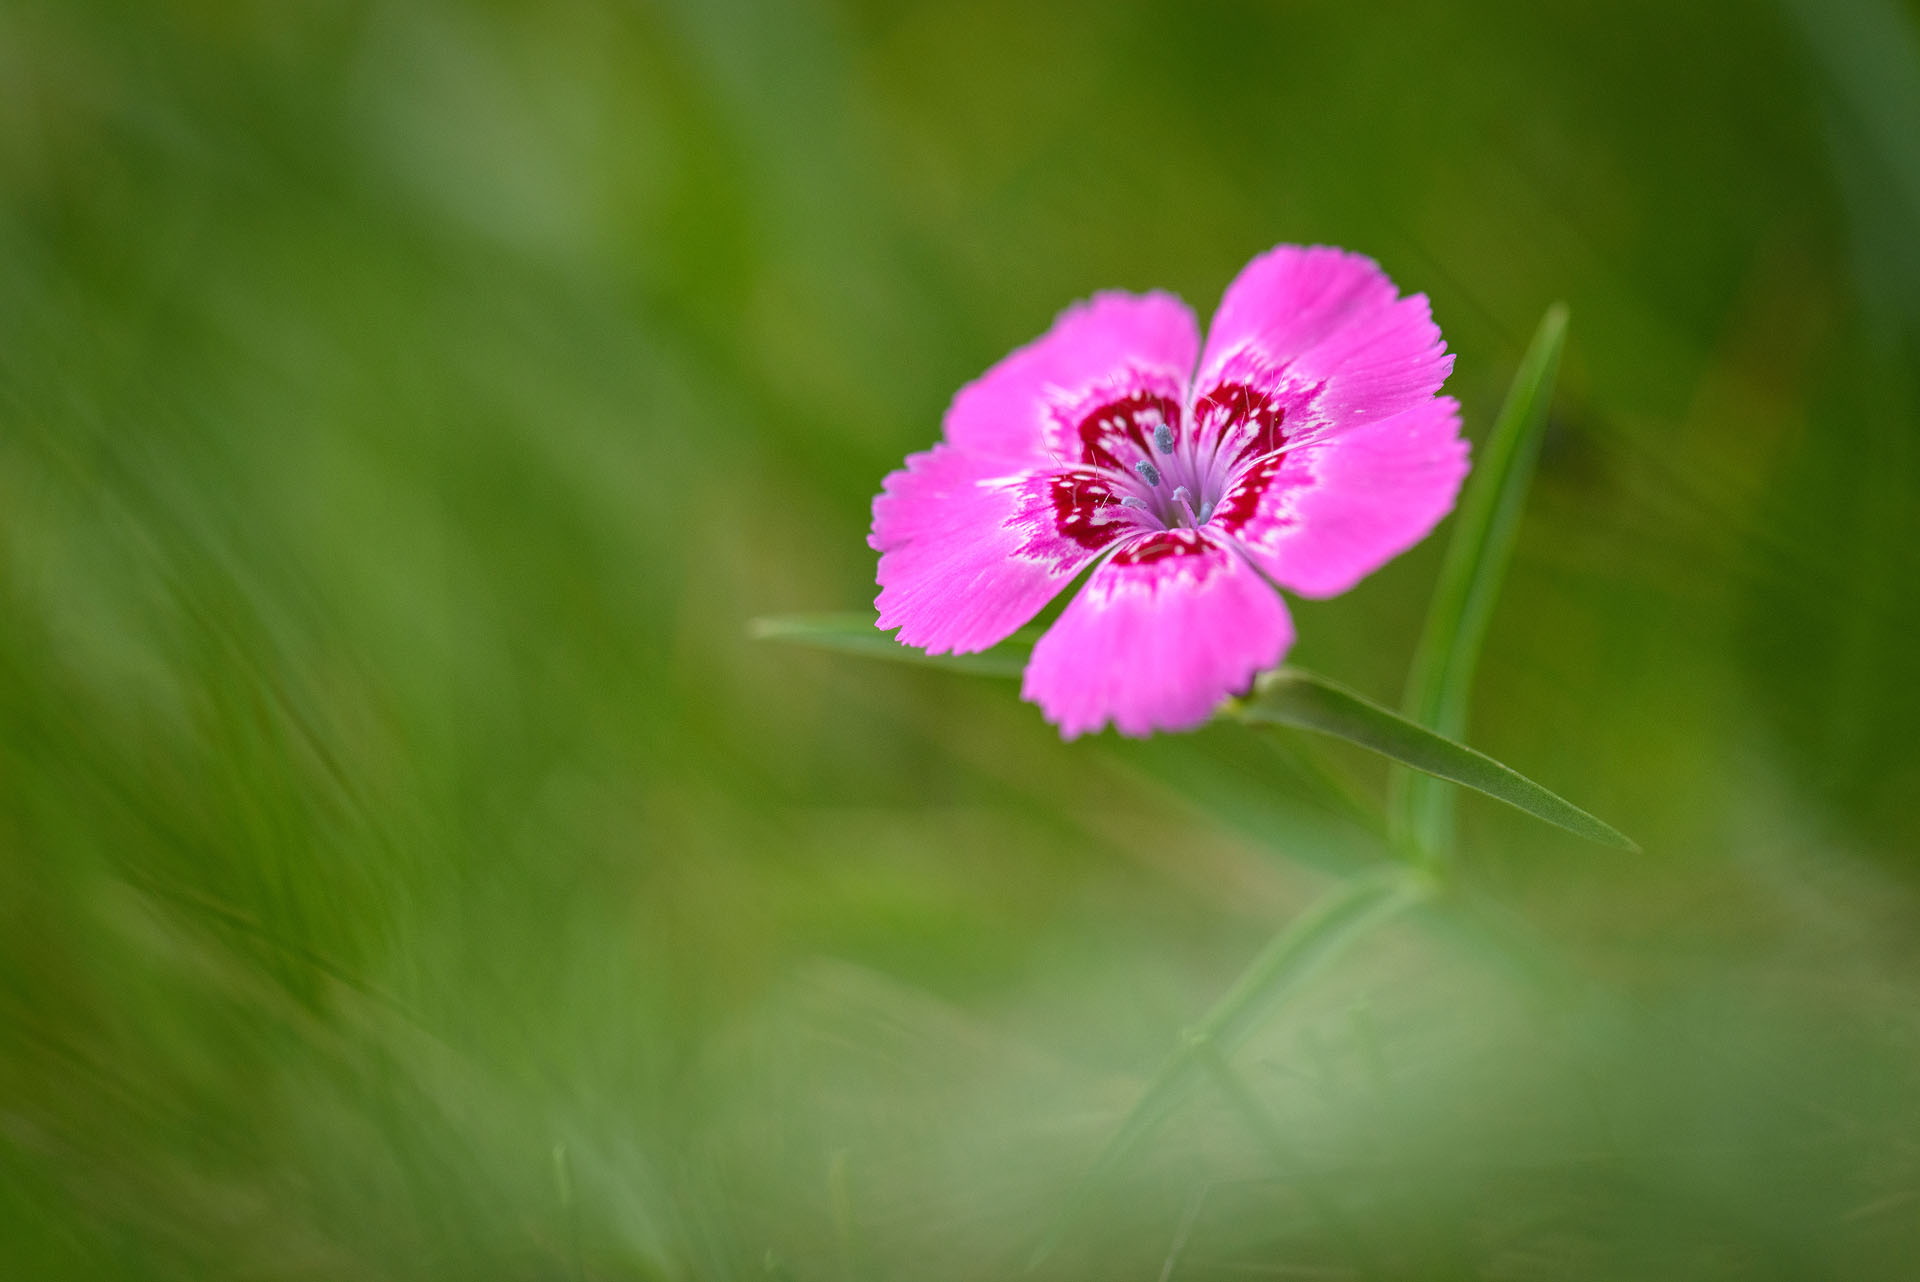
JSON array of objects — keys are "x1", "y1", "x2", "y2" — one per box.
[
  {"x1": 1194, "y1": 382, "x2": 1285, "y2": 463},
  {"x1": 1111, "y1": 530, "x2": 1214, "y2": 566},
  {"x1": 1191, "y1": 381, "x2": 1293, "y2": 535},
  {"x1": 1208, "y1": 455, "x2": 1288, "y2": 534},
  {"x1": 1073, "y1": 391, "x2": 1182, "y2": 471},
  {"x1": 1046, "y1": 472, "x2": 1126, "y2": 551}
]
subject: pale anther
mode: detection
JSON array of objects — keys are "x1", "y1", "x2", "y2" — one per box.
[
  {"x1": 1153, "y1": 423, "x2": 1174, "y2": 455},
  {"x1": 1135, "y1": 460, "x2": 1162, "y2": 487},
  {"x1": 1119, "y1": 496, "x2": 1149, "y2": 511}
]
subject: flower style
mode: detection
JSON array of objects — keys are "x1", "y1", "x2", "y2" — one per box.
[{"x1": 870, "y1": 245, "x2": 1468, "y2": 738}]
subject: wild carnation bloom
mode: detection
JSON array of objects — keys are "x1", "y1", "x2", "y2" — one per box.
[{"x1": 870, "y1": 245, "x2": 1468, "y2": 738}]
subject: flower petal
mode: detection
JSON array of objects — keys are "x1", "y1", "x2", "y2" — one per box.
[
  {"x1": 872, "y1": 446, "x2": 1139, "y2": 653},
  {"x1": 871, "y1": 291, "x2": 1199, "y2": 654},
  {"x1": 1022, "y1": 532, "x2": 1294, "y2": 738},
  {"x1": 1195, "y1": 245, "x2": 1452, "y2": 439},
  {"x1": 1221, "y1": 396, "x2": 1469, "y2": 599},
  {"x1": 946, "y1": 291, "x2": 1200, "y2": 463}
]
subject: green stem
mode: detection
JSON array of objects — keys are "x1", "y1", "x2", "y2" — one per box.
[
  {"x1": 1194, "y1": 1038, "x2": 1383, "y2": 1281},
  {"x1": 1026, "y1": 867, "x2": 1432, "y2": 1270},
  {"x1": 1389, "y1": 305, "x2": 1569, "y2": 863}
]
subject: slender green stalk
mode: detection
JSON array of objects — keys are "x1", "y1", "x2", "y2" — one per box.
[
  {"x1": 829, "y1": 1148, "x2": 861, "y2": 1282},
  {"x1": 1388, "y1": 306, "x2": 1569, "y2": 861},
  {"x1": 1155, "y1": 1182, "x2": 1212, "y2": 1282},
  {"x1": 1193, "y1": 1039, "x2": 1382, "y2": 1281},
  {"x1": 552, "y1": 1144, "x2": 585, "y2": 1282},
  {"x1": 1027, "y1": 866, "x2": 1430, "y2": 1269}
]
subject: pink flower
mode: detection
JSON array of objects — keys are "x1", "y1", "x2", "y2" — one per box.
[{"x1": 870, "y1": 245, "x2": 1468, "y2": 738}]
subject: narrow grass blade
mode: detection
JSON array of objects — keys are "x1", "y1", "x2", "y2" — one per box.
[
  {"x1": 1194, "y1": 1041, "x2": 1382, "y2": 1281},
  {"x1": 749, "y1": 613, "x2": 1032, "y2": 678},
  {"x1": 1389, "y1": 305, "x2": 1568, "y2": 860},
  {"x1": 1192, "y1": 864, "x2": 1431, "y2": 1050},
  {"x1": 1027, "y1": 866, "x2": 1428, "y2": 1270},
  {"x1": 1230, "y1": 668, "x2": 1636, "y2": 851}
]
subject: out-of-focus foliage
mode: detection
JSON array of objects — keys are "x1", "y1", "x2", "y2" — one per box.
[{"x1": 2, "y1": 1, "x2": 1919, "y2": 1278}]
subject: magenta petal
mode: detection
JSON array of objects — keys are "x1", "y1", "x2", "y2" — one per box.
[
  {"x1": 869, "y1": 243, "x2": 1465, "y2": 738},
  {"x1": 946, "y1": 291, "x2": 1199, "y2": 463},
  {"x1": 871, "y1": 289, "x2": 1198, "y2": 655},
  {"x1": 1229, "y1": 396, "x2": 1469, "y2": 599},
  {"x1": 872, "y1": 445, "x2": 1125, "y2": 653},
  {"x1": 1196, "y1": 246, "x2": 1452, "y2": 433},
  {"x1": 1022, "y1": 533, "x2": 1294, "y2": 738}
]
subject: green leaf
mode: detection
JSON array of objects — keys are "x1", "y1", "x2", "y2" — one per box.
[
  {"x1": 1389, "y1": 304, "x2": 1570, "y2": 860},
  {"x1": 749, "y1": 613, "x2": 1032, "y2": 678},
  {"x1": 1027, "y1": 866, "x2": 1428, "y2": 1270},
  {"x1": 754, "y1": 611, "x2": 1633, "y2": 849},
  {"x1": 1231, "y1": 668, "x2": 1636, "y2": 850}
]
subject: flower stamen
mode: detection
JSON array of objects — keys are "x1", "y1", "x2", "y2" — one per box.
[{"x1": 1135, "y1": 459, "x2": 1162, "y2": 487}]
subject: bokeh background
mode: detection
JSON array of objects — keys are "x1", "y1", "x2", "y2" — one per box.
[{"x1": 5, "y1": 0, "x2": 1920, "y2": 1277}]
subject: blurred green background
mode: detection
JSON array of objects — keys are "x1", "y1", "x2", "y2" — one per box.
[{"x1": 5, "y1": 0, "x2": 1920, "y2": 1277}]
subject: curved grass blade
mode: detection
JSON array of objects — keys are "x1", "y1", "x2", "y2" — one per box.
[
  {"x1": 1230, "y1": 668, "x2": 1636, "y2": 850},
  {"x1": 1388, "y1": 305, "x2": 1568, "y2": 860},
  {"x1": 1193, "y1": 1040, "x2": 1383, "y2": 1281},
  {"x1": 1027, "y1": 866, "x2": 1428, "y2": 1270},
  {"x1": 749, "y1": 612, "x2": 1033, "y2": 678}
]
